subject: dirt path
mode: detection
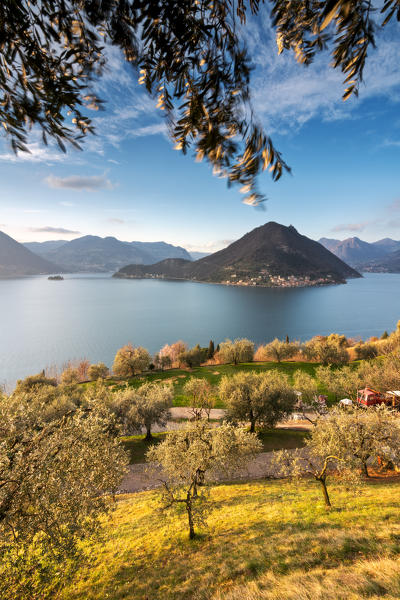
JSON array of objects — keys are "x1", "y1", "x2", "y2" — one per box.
[{"x1": 118, "y1": 449, "x2": 301, "y2": 494}]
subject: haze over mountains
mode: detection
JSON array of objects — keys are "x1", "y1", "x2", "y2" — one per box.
[
  {"x1": 115, "y1": 222, "x2": 361, "y2": 286},
  {"x1": 319, "y1": 236, "x2": 400, "y2": 271},
  {"x1": 23, "y1": 236, "x2": 192, "y2": 272},
  {"x1": 0, "y1": 231, "x2": 58, "y2": 277}
]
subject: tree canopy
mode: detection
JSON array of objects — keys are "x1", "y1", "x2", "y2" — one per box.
[{"x1": 1, "y1": 1, "x2": 397, "y2": 204}]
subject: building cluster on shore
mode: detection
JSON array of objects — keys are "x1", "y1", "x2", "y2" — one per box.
[{"x1": 223, "y1": 272, "x2": 336, "y2": 288}]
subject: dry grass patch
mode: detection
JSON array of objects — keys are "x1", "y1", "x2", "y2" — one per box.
[{"x1": 61, "y1": 478, "x2": 400, "y2": 600}]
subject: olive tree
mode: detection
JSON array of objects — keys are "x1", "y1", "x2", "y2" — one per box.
[
  {"x1": 183, "y1": 378, "x2": 215, "y2": 420},
  {"x1": 88, "y1": 362, "x2": 109, "y2": 381},
  {"x1": 259, "y1": 338, "x2": 299, "y2": 362},
  {"x1": 273, "y1": 405, "x2": 400, "y2": 508},
  {"x1": 0, "y1": 389, "x2": 128, "y2": 600},
  {"x1": 60, "y1": 366, "x2": 80, "y2": 385},
  {"x1": 112, "y1": 344, "x2": 151, "y2": 378},
  {"x1": 302, "y1": 336, "x2": 349, "y2": 366},
  {"x1": 219, "y1": 371, "x2": 296, "y2": 433},
  {"x1": 128, "y1": 382, "x2": 173, "y2": 440},
  {"x1": 218, "y1": 338, "x2": 254, "y2": 365},
  {"x1": 324, "y1": 405, "x2": 400, "y2": 477},
  {"x1": 147, "y1": 420, "x2": 262, "y2": 539}
]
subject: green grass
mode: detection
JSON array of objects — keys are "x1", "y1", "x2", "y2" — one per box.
[
  {"x1": 62, "y1": 477, "x2": 400, "y2": 600},
  {"x1": 121, "y1": 428, "x2": 308, "y2": 464},
  {"x1": 98, "y1": 361, "x2": 324, "y2": 407}
]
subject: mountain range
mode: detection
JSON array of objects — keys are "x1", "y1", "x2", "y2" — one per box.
[
  {"x1": 114, "y1": 222, "x2": 361, "y2": 286},
  {"x1": 0, "y1": 231, "x2": 59, "y2": 277},
  {"x1": 23, "y1": 236, "x2": 192, "y2": 272},
  {"x1": 318, "y1": 236, "x2": 400, "y2": 271}
]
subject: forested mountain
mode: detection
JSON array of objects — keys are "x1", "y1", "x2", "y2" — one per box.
[
  {"x1": 115, "y1": 222, "x2": 360, "y2": 286},
  {"x1": 0, "y1": 231, "x2": 59, "y2": 277},
  {"x1": 25, "y1": 236, "x2": 192, "y2": 272}
]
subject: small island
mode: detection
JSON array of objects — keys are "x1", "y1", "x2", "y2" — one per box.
[{"x1": 48, "y1": 275, "x2": 64, "y2": 281}]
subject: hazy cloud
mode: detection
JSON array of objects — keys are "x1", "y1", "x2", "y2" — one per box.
[
  {"x1": 129, "y1": 122, "x2": 167, "y2": 138},
  {"x1": 185, "y1": 239, "x2": 233, "y2": 253},
  {"x1": 331, "y1": 222, "x2": 371, "y2": 233},
  {"x1": 28, "y1": 226, "x2": 81, "y2": 235},
  {"x1": 108, "y1": 217, "x2": 125, "y2": 224},
  {"x1": 45, "y1": 174, "x2": 114, "y2": 192}
]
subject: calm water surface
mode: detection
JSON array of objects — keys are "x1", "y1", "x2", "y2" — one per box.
[{"x1": 0, "y1": 272, "x2": 399, "y2": 389}]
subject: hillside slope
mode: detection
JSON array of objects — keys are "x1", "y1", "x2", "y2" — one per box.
[
  {"x1": 36, "y1": 236, "x2": 192, "y2": 272},
  {"x1": 0, "y1": 230, "x2": 59, "y2": 277},
  {"x1": 115, "y1": 222, "x2": 361, "y2": 286}
]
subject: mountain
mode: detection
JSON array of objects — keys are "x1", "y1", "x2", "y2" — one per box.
[
  {"x1": 24, "y1": 240, "x2": 68, "y2": 256},
  {"x1": 115, "y1": 222, "x2": 361, "y2": 286},
  {"x1": 318, "y1": 237, "x2": 341, "y2": 253},
  {"x1": 318, "y1": 236, "x2": 387, "y2": 267},
  {"x1": 0, "y1": 230, "x2": 59, "y2": 277},
  {"x1": 359, "y1": 249, "x2": 400, "y2": 273},
  {"x1": 319, "y1": 236, "x2": 400, "y2": 270},
  {"x1": 372, "y1": 238, "x2": 400, "y2": 254},
  {"x1": 28, "y1": 236, "x2": 192, "y2": 272}
]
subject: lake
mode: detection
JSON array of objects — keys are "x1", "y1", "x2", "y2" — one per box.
[{"x1": 0, "y1": 272, "x2": 399, "y2": 389}]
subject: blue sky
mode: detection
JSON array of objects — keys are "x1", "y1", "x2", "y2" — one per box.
[{"x1": 1, "y1": 13, "x2": 399, "y2": 252}]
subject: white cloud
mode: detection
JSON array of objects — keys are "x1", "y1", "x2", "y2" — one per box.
[
  {"x1": 28, "y1": 226, "x2": 81, "y2": 235},
  {"x1": 0, "y1": 143, "x2": 66, "y2": 164},
  {"x1": 129, "y1": 123, "x2": 167, "y2": 138},
  {"x1": 44, "y1": 174, "x2": 114, "y2": 192},
  {"x1": 243, "y1": 15, "x2": 400, "y2": 133}
]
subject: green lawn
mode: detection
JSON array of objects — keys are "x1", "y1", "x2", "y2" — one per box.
[
  {"x1": 99, "y1": 361, "x2": 328, "y2": 407},
  {"x1": 121, "y1": 427, "x2": 308, "y2": 464},
  {"x1": 62, "y1": 476, "x2": 400, "y2": 600}
]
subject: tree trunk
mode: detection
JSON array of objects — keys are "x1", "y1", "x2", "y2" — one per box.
[
  {"x1": 145, "y1": 425, "x2": 152, "y2": 441},
  {"x1": 249, "y1": 418, "x2": 256, "y2": 433},
  {"x1": 362, "y1": 460, "x2": 369, "y2": 477},
  {"x1": 318, "y1": 477, "x2": 331, "y2": 508},
  {"x1": 186, "y1": 502, "x2": 195, "y2": 539}
]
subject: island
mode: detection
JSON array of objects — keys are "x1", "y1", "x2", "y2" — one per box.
[
  {"x1": 48, "y1": 275, "x2": 64, "y2": 281},
  {"x1": 113, "y1": 222, "x2": 361, "y2": 288}
]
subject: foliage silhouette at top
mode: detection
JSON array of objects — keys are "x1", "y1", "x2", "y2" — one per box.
[{"x1": 2, "y1": 1, "x2": 398, "y2": 204}]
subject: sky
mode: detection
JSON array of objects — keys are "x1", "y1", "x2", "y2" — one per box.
[{"x1": 1, "y1": 11, "x2": 400, "y2": 253}]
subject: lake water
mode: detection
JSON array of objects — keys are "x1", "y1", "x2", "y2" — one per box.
[{"x1": 0, "y1": 272, "x2": 399, "y2": 389}]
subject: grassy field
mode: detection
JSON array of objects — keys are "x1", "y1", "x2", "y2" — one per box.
[
  {"x1": 121, "y1": 428, "x2": 308, "y2": 464},
  {"x1": 100, "y1": 361, "x2": 328, "y2": 407},
  {"x1": 62, "y1": 477, "x2": 400, "y2": 600}
]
